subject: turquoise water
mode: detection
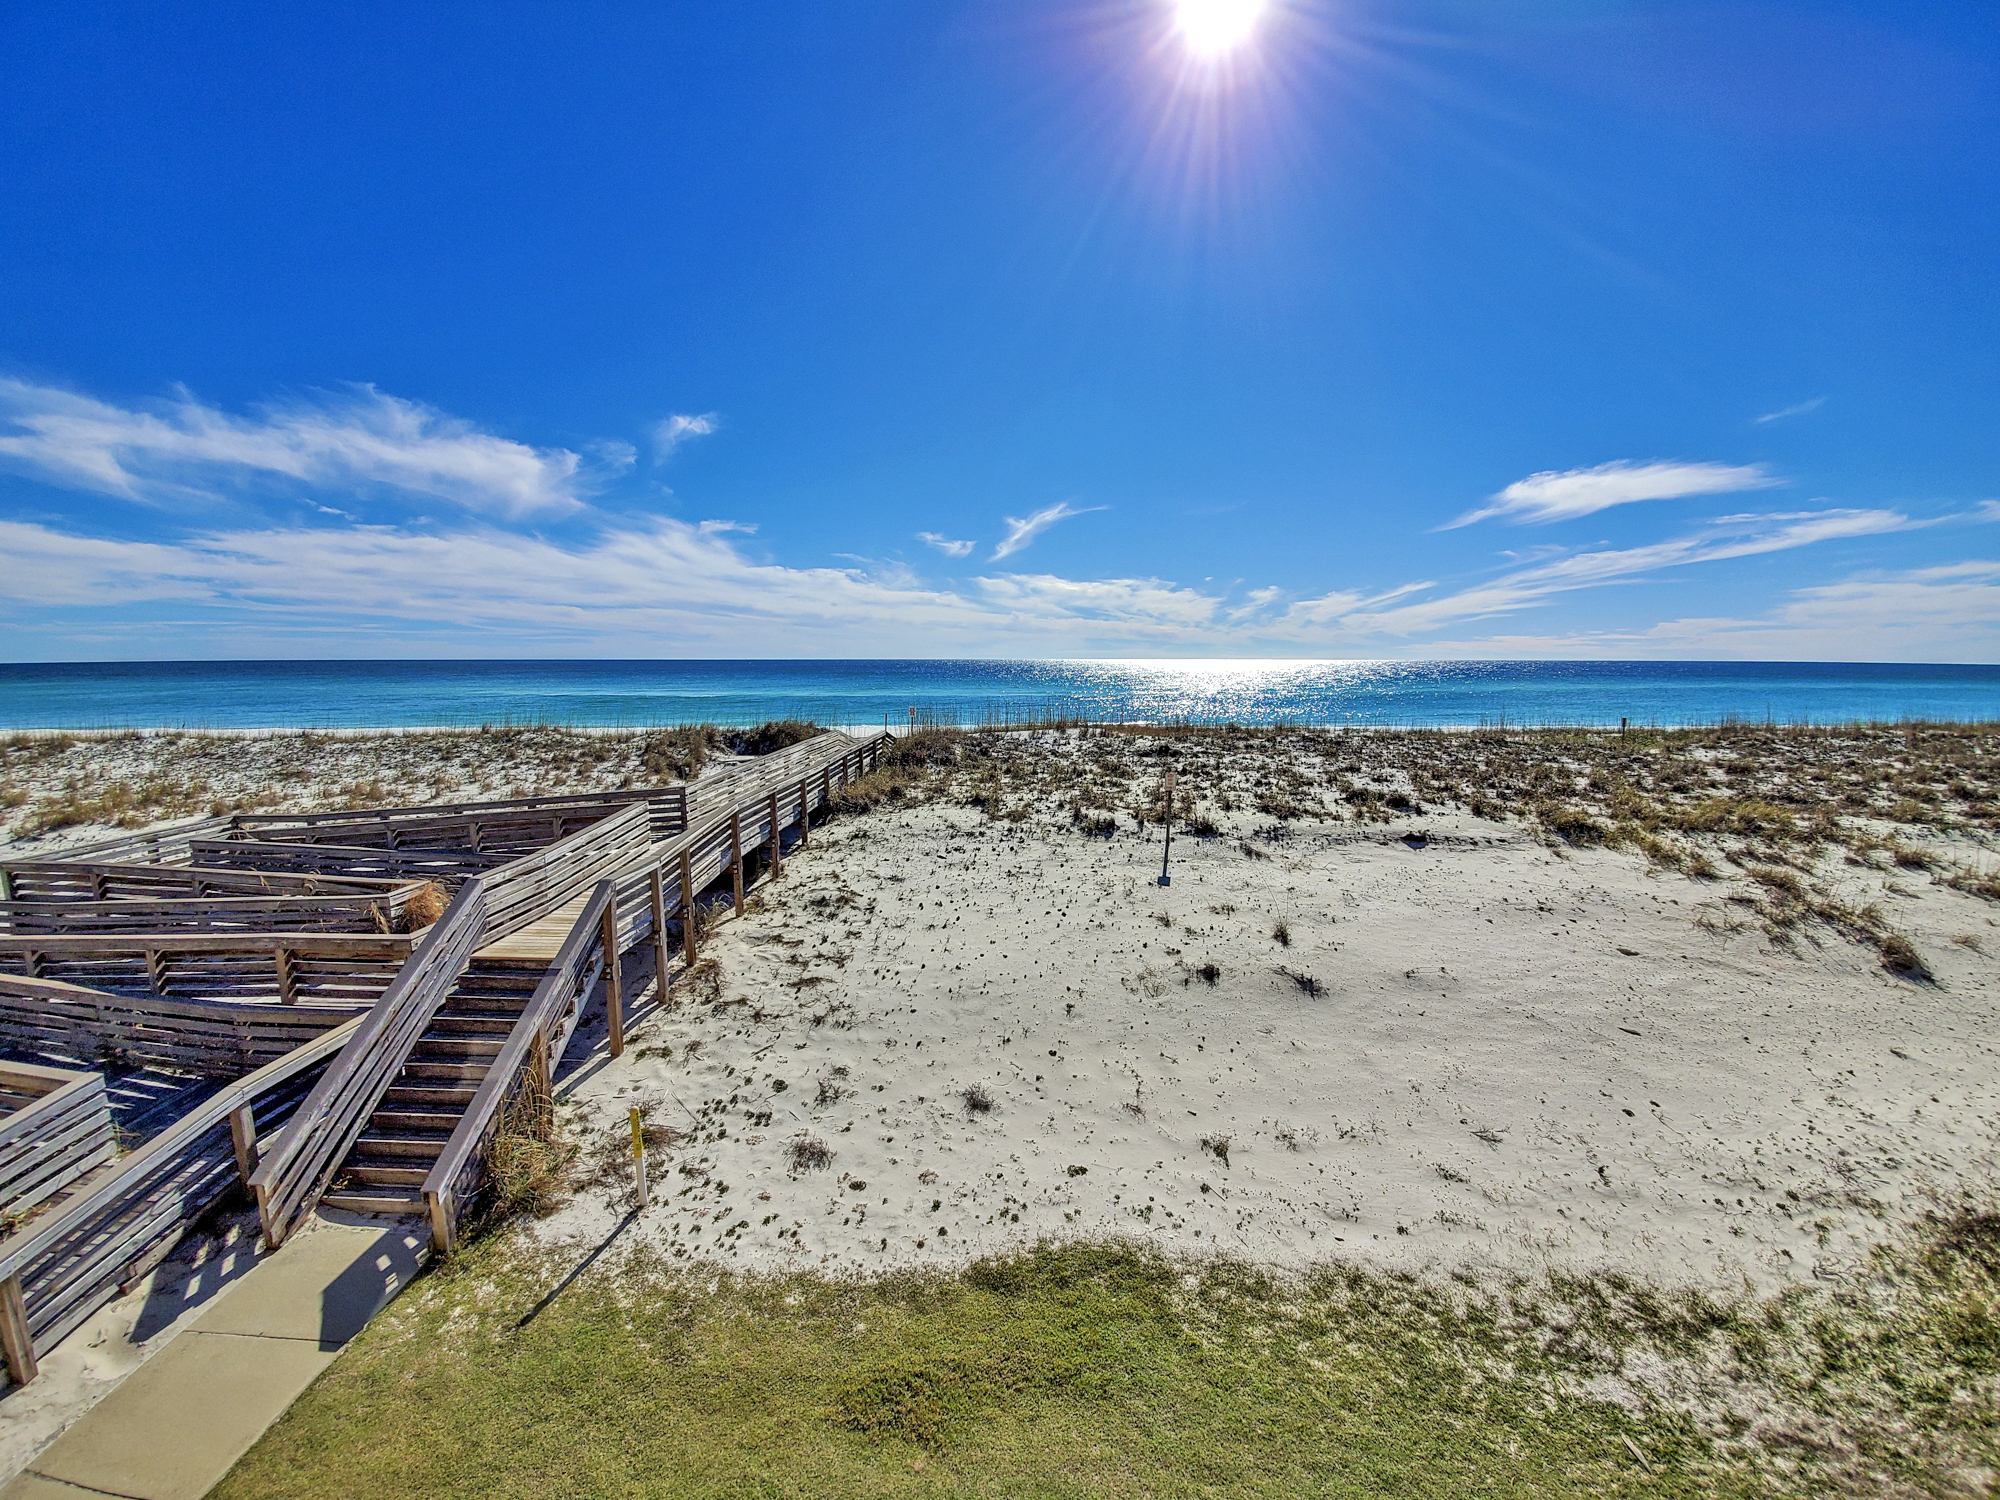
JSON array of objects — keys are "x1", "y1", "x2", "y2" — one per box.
[{"x1": 2, "y1": 659, "x2": 1997, "y2": 730}]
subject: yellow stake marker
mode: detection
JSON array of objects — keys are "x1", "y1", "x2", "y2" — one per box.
[{"x1": 630, "y1": 1106, "x2": 649, "y2": 1210}]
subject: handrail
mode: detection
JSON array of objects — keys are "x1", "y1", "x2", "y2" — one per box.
[
  {"x1": 248, "y1": 878, "x2": 488, "y2": 1247},
  {"x1": 0, "y1": 932, "x2": 415, "y2": 957},
  {"x1": 0, "y1": 1011, "x2": 360, "y2": 1382},
  {"x1": 34, "y1": 816, "x2": 235, "y2": 867},
  {"x1": 476, "y1": 800, "x2": 654, "y2": 944},
  {"x1": 421, "y1": 880, "x2": 614, "y2": 1253},
  {"x1": 0, "y1": 1014, "x2": 359, "y2": 1284},
  {"x1": 232, "y1": 783, "x2": 688, "y2": 831},
  {"x1": 0, "y1": 893, "x2": 408, "y2": 935},
  {"x1": 0, "y1": 861, "x2": 411, "y2": 900}
]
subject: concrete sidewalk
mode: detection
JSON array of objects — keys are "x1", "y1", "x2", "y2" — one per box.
[{"x1": 3, "y1": 1214, "x2": 424, "y2": 1500}]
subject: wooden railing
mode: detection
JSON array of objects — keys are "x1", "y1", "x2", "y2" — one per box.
[
  {"x1": 422, "y1": 881, "x2": 614, "y2": 1254},
  {"x1": 0, "y1": 893, "x2": 410, "y2": 936},
  {"x1": 0, "y1": 1015, "x2": 358, "y2": 1387},
  {"x1": 0, "y1": 932, "x2": 415, "y2": 1006},
  {"x1": 35, "y1": 817, "x2": 235, "y2": 867},
  {"x1": 0, "y1": 974, "x2": 362, "y2": 1077},
  {"x1": 192, "y1": 840, "x2": 510, "y2": 887},
  {"x1": 0, "y1": 861, "x2": 409, "y2": 904},
  {"x1": 478, "y1": 801, "x2": 654, "y2": 944},
  {"x1": 233, "y1": 783, "x2": 690, "y2": 848},
  {"x1": 607, "y1": 732, "x2": 886, "y2": 952},
  {"x1": 247, "y1": 880, "x2": 488, "y2": 1248},
  {"x1": 0, "y1": 1062, "x2": 115, "y2": 1223}
]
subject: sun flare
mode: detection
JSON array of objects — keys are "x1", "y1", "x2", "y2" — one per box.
[{"x1": 1172, "y1": 0, "x2": 1268, "y2": 57}]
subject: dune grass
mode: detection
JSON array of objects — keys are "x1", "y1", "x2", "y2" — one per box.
[{"x1": 215, "y1": 1237, "x2": 1768, "y2": 1500}]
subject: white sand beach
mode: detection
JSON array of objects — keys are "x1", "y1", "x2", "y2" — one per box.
[{"x1": 532, "y1": 729, "x2": 1999, "y2": 1297}]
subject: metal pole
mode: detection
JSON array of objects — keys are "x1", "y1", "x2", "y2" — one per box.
[{"x1": 1158, "y1": 770, "x2": 1175, "y2": 887}]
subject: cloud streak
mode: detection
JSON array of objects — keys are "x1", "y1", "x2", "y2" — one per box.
[
  {"x1": 652, "y1": 412, "x2": 719, "y2": 460},
  {"x1": 1755, "y1": 397, "x2": 1827, "y2": 424},
  {"x1": 0, "y1": 378, "x2": 597, "y2": 519},
  {"x1": 1446, "y1": 460, "x2": 1780, "y2": 528},
  {"x1": 992, "y1": 501, "x2": 1102, "y2": 559},
  {"x1": 916, "y1": 531, "x2": 975, "y2": 558}
]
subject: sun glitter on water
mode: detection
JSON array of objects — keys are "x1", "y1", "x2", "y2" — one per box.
[{"x1": 1172, "y1": 0, "x2": 1268, "y2": 57}]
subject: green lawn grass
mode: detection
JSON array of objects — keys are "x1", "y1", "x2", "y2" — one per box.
[{"x1": 215, "y1": 1239, "x2": 1762, "y2": 1500}]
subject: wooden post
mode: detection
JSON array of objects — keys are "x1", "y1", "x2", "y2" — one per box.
[
  {"x1": 229, "y1": 1104, "x2": 259, "y2": 1188},
  {"x1": 0, "y1": 1272, "x2": 37, "y2": 1387},
  {"x1": 601, "y1": 901, "x2": 624, "y2": 1058},
  {"x1": 798, "y1": 777, "x2": 810, "y2": 847},
  {"x1": 0, "y1": 868, "x2": 13, "y2": 903},
  {"x1": 767, "y1": 792, "x2": 782, "y2": 879},
  {"x1": 145, "y1": 947, "x2": 167, "y2": 995},
  {"x1": 468, "y1": 820, "x2": 483, "y2": 853},
  {"x1": 648, "y1": 866, "x2": 669, "y2": 997},
  {"x1": 731, "y1": 813, "x2": 745, "y2": 916},
  {"x1": 678, "y1": 849, "x2": 696, "y2": 965},
  {"x1": 275, "y1": 945, "x2": 297, "y2": 1005},
  {"x1": 530, "y1": 1028, "x2": 552, "y2": 1098},
  {"x1": 428, "y1": 1191, "x2": 456, "y2": 1258}
]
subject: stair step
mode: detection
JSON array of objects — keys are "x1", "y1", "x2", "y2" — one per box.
[
  {"x1": 355, "y1": 1132, "x2": 452, "y2": 1160},
  {"x1": 399, "y1": 1060, "x2": 492, "y2": 1081},
  {"x1": 414, "y1": 1036, "x2": 504, "y2": 1058},
  {"x1": 322, "y1": 1187, "x2": 426, "y2": 1216},
  {"x1": 384, "y1": 1083, "x2": 479, "y2": 1107},
  {"x1": 343, "y1": 1157, "x2": 429, "y2": 1187},
  {"x1": 436, "y1": 997, "x2": 527, "y2": 1016},
  {"x1": 371, "y1": 1108, "x2": 464, "y2": 1132},
  {"x1": 429, "y1": 1014, "x2": 518, "y2": 1036}
]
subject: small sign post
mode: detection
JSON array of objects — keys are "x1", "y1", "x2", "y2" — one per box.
[
  {"x1": 1158, "y1": 770, "x2": 1176, "y2": 887},
  {"x1": 630, "y1": 1106, "x2": 649, "y2": 1210}
]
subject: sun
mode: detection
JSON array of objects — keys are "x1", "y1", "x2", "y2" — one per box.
[{"x1": 1172, "y1": 0, "x2": 1268, "y2": 57}]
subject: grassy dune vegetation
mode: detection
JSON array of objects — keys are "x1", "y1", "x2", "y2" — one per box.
[
  {"x1": 0, "y1": 720, "x2": 821, "y2": 839},
  {"x1": 217, "y1": 1201, "x2": 1998, "y2": 1500}
]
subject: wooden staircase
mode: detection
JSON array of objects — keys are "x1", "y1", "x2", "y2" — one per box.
[{"x1": 320, "y1": 957, "x2": 547, "y2": 1216}]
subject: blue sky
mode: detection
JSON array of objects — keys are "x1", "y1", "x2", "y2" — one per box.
[{"x1": 1, "y1": 0, "x2": 1995, "y2": 661}]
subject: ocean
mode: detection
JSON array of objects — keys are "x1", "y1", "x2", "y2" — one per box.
[{"x1": 3, "y1": 659, "x2": 1998, "y2": 731}]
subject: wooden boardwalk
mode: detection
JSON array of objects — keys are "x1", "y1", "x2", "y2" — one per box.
[
  {"x1": 0, "y1": 730, "x2": 886, "y2": 1387},
  {"x1": 475, "y1": 893, "x2": 591, "y2": 962}
]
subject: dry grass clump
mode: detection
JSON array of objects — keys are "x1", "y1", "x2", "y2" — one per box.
[
  {"x1": 1875, "y1": 931, "x2": 1935, "y2": 981},
  {"x1": 478, "y1": 1081, "x2": 577, "y2": 1226},
  {"x1": 787, "y1": 1134, "x2": 835, "y2": 1172},
  {"x1": 721, "y1": 720, "x2": 823, "y2": 756},
  {"x1": 400, "y1": 880, "x2": 448, "y2": 930},
  {"x1": 640, "y1": 725, "x2": 717, "y2": 781}
]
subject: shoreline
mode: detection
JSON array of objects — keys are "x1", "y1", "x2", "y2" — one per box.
[{"x1": 9, "y1": 714, "x2": 2000, "y2": 737}]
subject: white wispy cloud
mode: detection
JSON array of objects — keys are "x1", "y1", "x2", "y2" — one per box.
[
  {"x1": 0, "y1": 376, "x2": 1961, "y2": 657},
  {"x1": 0, "y1": 378, "x2": 596, "y2": 519},
  {"x1": 1272, "y1": 508, "x2": 1916, "y2": 639},
  {"x1": 992, "y1": 501, "x2": 1103, "y2": 559},
  {"x1": 916, "y1": 531, "x2": 976, "y2": 558},
  {"x1": 0, "y1": 504, "x2": 1917, "y2": 658},
  {"x1": 1754, "y1": 396, "x2": 1827, "y2": 424},
  {"x1": 1421, "y1": 561, "x2": 2000, "y2": 662},
  {"x1": 1445, "y1": 460, "x2": 1781, "y2": 528},
  {"x1": 652, "y1": 412, "x2": 720, "y2": 460}
]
